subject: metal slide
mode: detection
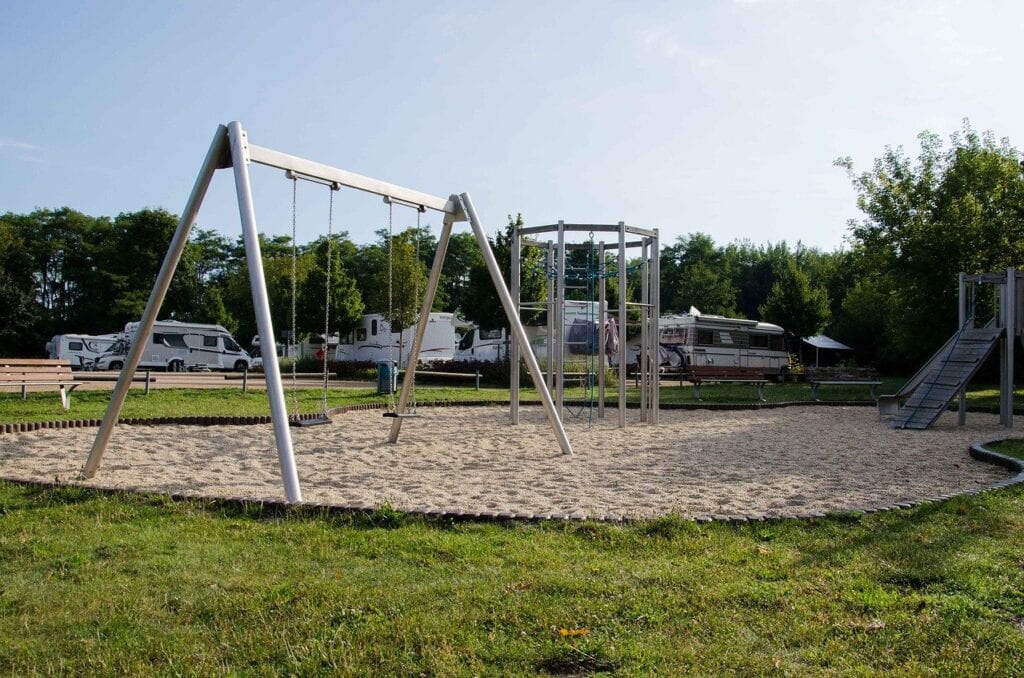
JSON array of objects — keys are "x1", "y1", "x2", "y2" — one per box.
[{"x1": 883, "y1": 321, "x2": 1002, "y2": 429}]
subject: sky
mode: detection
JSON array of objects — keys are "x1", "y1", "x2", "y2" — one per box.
[{"x1": 1, "y1": 0, "x2": 1021, "y2": 252}]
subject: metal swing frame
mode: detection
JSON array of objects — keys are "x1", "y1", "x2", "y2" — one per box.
[{"x1": 80, "y1": 121, "x2": 573, "y2": 505}]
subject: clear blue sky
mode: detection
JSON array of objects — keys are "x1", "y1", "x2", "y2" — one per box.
[{"x1": 2, "y1": 0, "x2": 1020, "y2": 251}]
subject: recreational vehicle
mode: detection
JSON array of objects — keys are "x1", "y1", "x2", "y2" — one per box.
[
  {"x1": 654, "y1": 311, "x2": 789, "y2": 376},
  {"x1": 334, "y1": 313, "x2": 457, "y2": 366},
  {"x1": 45, "y1": 333, "x2": 120, "y2": 370},
  {"x1": 95, "y1": 320, "x2": 254, "y2": 372}
]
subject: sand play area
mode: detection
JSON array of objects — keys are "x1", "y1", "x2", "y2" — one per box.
[{"x1": 0, "y1": 405, "x2": 1013, "y2": 519}]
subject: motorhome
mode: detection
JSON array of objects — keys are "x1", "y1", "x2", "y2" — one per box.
[
  {"x1": 95, "y1": 320, "x2": 254, "y2": 372},
  {"x1": 45, "y1": 333, "x2": 120, "y2": 370},
  {"x1": 641, "y1": 311, "x2": 789, "y2": 377},
  {"x1": 453, "y1": 301, "x2": 613, "y2": 363},
  {"x1": 334, "y1": 313, "x2": 457, "y2": 366}
]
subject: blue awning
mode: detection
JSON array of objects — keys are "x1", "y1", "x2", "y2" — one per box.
[{"x1": 802, "y1": 335, "x2": 853, "y2": 351}]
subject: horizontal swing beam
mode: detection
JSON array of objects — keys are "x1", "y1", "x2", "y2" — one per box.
[
  {"x1": 519, "y1": 223, "x2": 658, "y2": 238},
  {"x1": 247, "y1": 143, "x2": 464, "y2": 219}
]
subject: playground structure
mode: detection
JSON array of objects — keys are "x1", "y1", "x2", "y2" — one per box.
[
  {"x1": 510, "y1": 221, "x2": 660, "y2": 427},
  {"x1": 880, "y1": 267, "x2": 1021, "y2": 429},
  {"x1": 79, "y1": 121, "x2": 575, "y2": 504}
]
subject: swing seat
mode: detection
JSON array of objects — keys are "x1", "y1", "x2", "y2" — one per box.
[
  {"x1": 383, "y1": 412, "x2": 418, "y2": 418},
  {"x1": 290, "y1": 416, "x2": 332, "y2": 427}
]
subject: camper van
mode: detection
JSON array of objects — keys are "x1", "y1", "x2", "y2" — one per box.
[
  {"x1": 95, "y1": 320, "x2": 254, "y2": 372},
  {"x1": 453, "y1": 301, "x2": 612, "y2": 363},
  {"x1": 653, "y1": 311, "x2": 789, "y2": 376},
  {"x1": 45, "y1": 333, "x2": 120, "y2": 370},
  {"x1": 334, "y1": 313, "x2": 457, "y2": 366}
]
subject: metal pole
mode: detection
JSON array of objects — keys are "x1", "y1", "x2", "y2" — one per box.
[
  {"x1": 598, "y1": 241, "x2": 606, "y2": 419},
  {"x1": 82, "y1": 125, "x2": 228, "y2": 479},
  {"x1": 389, "y1": 210, "x2": 457, "y2": 442},
  {"x1": 545, "y1": 243, "x2": 555, "y2": 390},
  {"x1": 640, "y1": 239, "x2": 649, "y2": 423},
  {"x1": 228, "y1": 122, "x2": 302, "y2": 503},
  {"x1": 617, "y1": 221, "x2": 627, "y2": 428},
  {"x1": 1004, "y1": 267, "x2": 1016, "y2": 428},
  {"x1": 958, "y1": 272, "x2": 967, "y2": 425},
  {"x1": 460, "y1": 194, "x2": 573, "y2": 455},
  {"x1": 651, "y1": 230, "x2": 660, "y2": 424},
  {"x1": 556, "y1": 221, "x2": 566, "y2": 415},
  {"x1": 510, "y1": 225, "x2": 521, "y2": 424}
]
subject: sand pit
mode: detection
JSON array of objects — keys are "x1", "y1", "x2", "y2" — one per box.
[{"x1": 0, "y1": 405, "x2": 1013, "y2": 519}]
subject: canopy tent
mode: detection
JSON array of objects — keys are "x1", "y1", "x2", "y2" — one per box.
[{"x1": 802, "y1": 335, "x2": 853, "y2": 367}]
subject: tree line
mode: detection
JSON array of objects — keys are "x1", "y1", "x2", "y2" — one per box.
[{"x1": 3, "y1": 121, "x2": 1023, "y2": 374}]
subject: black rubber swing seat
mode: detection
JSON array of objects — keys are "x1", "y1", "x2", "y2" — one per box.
[
  {"x1": 289, "y1": 416, "x2": 332, "y2": 427},
  {"x1": 382, "y1": 412, "x2": 418, "y2": 418}
]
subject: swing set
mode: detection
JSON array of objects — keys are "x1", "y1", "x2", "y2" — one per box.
[{"x1": 80, "y1": 121, "x2": 574, "y2": 504}]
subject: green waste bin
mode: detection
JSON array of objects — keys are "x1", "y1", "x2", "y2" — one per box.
[{"x1": 377, "y1": 360, "x2": 397, "y2": 395}]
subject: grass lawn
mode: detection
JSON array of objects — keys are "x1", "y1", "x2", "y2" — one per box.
[{"x1": 2, "y1": 382, "x2": 1024, "y2": 673}]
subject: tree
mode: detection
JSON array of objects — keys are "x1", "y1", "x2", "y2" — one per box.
[
  {"x1": 660, "y1": 233, "x2": 737, "y2": 315},
  {"x1": 0, "y1": 218, "x2": 39, "y2": 354},
  {"x1": 836, "y1": 120, "x2": 1024, "y2": 368},
  {"x1": 758, "y1": 257, "x2": 830, "y2": 347},
  {"x1": 296, "y1": 234, "x2": 364, "y2": 337},
  {"x1": 463, "y1": 214, "x2": 545, "y2": 331}
]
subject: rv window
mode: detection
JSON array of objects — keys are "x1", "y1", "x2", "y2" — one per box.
[
  {"x1": 480, "y1": 328, "x2": 502, "y2": 340},
  {"x1": 371, "y1": 319, "x2": 378, "y2": 336},
  {"x1": 69, "y1": 341, "x2": 84, "y2": 351},
  {"x1": 458, "y1": 332, "x2": 474, "y2": 350},
  {"x1": 152, "y1": 333, "x2": 164, "y2": 345},
  {"x1": 339, "y1": 332, "x2": 353, "y2": 345},
  {"x1": 356, "y1": 328, "x2": 367, "y2": 342},
  {"x1": 749, "y1": 333, "x2": 769, "y2": 349},
  {"x1": 203, "y1": 336, "x2": 218, "y2": 348},
  {"x1": 224, "y1": 337, "x2": 241, "y2": 352},
  {"x1": 696, "y1": 329, "x2": 715, "y2": 346},
  {"x1": 770, "y1": 335, "x2": 785, "y2": 351},
  {"x1": 164, "y1": 334, "x2": 189, "y2": 349}
]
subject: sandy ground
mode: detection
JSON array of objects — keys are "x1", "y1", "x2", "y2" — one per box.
[{"x1": 0, "y1": 406, "x2": 1012, "y2": 519}]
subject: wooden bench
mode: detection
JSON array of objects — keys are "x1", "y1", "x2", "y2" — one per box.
[
  {"x1": 804, "y1": 367, "x2": 882, "y2": 401},
  {"x1": 683, "y1": 366, "x2": 768, "y2": 402},
  {"x1": 0, "y1": 358, "x2": 80, "y2": 410}
]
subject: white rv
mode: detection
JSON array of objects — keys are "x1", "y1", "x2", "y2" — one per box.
[
  {"x1": 334, "y1": 313, "x2": 457, "y2": 366},
  {"x1": 95, "y1": 320, "x2": 254, "y2": 372},
  {"x1": 634, "y1": 311, "x2": 789, "y2": 376},
  {"x1": 45, "y1": 333, "x2": 120, "y2": 370}
]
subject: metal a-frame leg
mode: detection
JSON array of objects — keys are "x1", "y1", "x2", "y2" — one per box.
[
  {"x1": 460, "y1": 193, "x2": 573, "y2": 456},
  {"x1": 388, "y1": 209, "x2": 457, "y2": 442},
  {"x1": 81, "y1": 122, "x2": 303, "y2": 503}
]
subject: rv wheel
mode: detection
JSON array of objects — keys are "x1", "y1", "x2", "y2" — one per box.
[
  {"x1": 109, "y1": 361, "x2": 123, "y2": 371},
  {"x1": 234, "y1": 360, "x2": 248, "y2": 372},
  {"x1": 168, "y1": 359, "x2": 185, "y2": 373}
]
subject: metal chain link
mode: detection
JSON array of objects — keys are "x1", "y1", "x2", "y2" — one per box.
[
  {"x1": 386, "y1": 200, "x2": 396, "y2": 411},
  {"x1": 322, "y1": 186, "x2": 334, "y2": 415},
  {"x1": 290, "y1": 177, "x2": 299, "y2": 418}
]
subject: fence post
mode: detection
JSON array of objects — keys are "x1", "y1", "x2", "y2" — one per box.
[
  {"x1": 476, "y1": 369, "x2": 481, "y2": 391},
  {"x1": 144, "y1": 370, "x2": 151, "y2": 396},
  {"x1": 242, "y1": 366, "x2": 248, "y2": 394}
]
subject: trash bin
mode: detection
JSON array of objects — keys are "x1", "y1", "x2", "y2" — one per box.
[{"x1": 377, "y1": 360, "x2": 397, "y2": 395}]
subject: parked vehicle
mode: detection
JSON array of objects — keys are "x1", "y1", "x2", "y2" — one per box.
[
  {"x1": 453, "y1": 302, "x2": 611, "y2": 363},
  {"x1": 334, "y1": 313, "x2": 457, "y2": 366},
  {"x1": 617, "y1": 310, "x2": 789, "y2": 377},
  {"x1": 45, "y1": 333, "x2": 120, "y2": 370},
  {"x1": 95, "y1": 320, "x2": 254, "y2": 372}
]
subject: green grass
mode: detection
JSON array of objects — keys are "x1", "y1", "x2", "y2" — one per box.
[
  {"x1": 4, "y1": 381, "x2": 1024, "y2": 672},
  {"x1": 4, "y1": 376, "x2": 1020, "y2": 423},
  {"x1": 1, "y1": 483, "x2": 1023, "y2": 674}
]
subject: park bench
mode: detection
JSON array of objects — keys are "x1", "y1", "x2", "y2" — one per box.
[
  {"x1": 804, "y1": 367, "x2": 882, "y2": 401},
  {"x1": 683, "y1": 365, "x2": 768, "y2": 402},
  {"x1": 0, "y1": 358, "x2": 80, "y2": 410}
]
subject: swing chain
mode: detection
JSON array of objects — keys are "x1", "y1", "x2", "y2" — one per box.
[
  {"x1": 386, "y1": 200, "x2": 397, "y2": 412},
  {"x1": 321, "y1": 185, "x2": 335, "y2": 415},
  {"x1": 290, "y1": 176, "x2": 299, "y2": 418}
]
